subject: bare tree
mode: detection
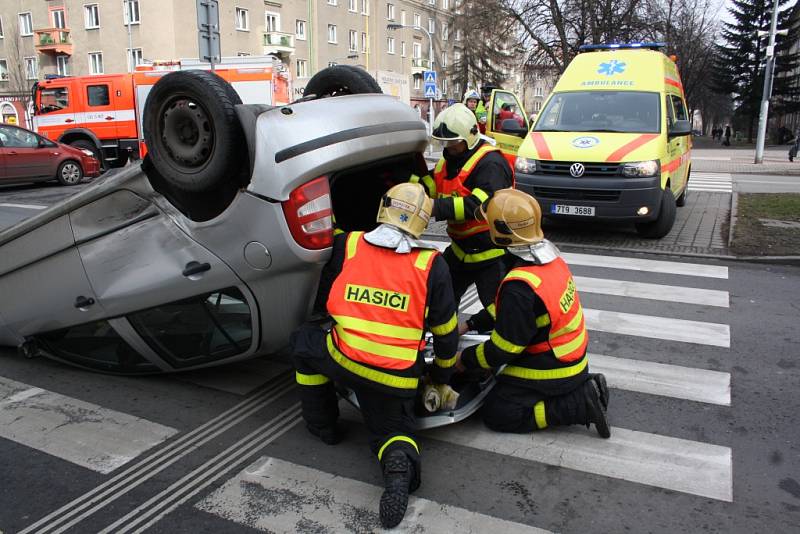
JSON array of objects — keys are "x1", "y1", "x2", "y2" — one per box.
[{"x1": 3, "y1": 23, "x2": 36, "y2": 106}]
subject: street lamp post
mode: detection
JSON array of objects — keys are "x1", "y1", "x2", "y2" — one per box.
[
  {"x1": 387, "y1": 23, "x2": 435, "y2": 138},
  {"x1": 124, "y1": 0, "x2": 134, "y2": 72},
  {"x1": 754, "y1": 0, "x2": 788, "y2": 163}
]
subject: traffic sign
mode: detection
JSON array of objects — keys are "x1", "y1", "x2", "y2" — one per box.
[
  {"x1": 424, "y1": 83, "x2": 437, "y2": 98},
  {"x1": 423, "y1": 70, "x2": 436, "y2": 84}
]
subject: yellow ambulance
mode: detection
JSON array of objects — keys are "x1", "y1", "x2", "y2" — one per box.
[{"x1": 512, "y1": 43, "x2": 692, "y2": 238}]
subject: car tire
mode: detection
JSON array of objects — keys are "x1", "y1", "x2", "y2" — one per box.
[
  {"x1": 56, "y1": 160, "x2": 84, "y2": 186},
  {"x1": 143, "y1": 70, "x2": 245, "y2": 193},
  {"x1": 70, "y1": 139, "x2": 104, "y2": 170},
  {"x1": 303, "y1": 65, "x2": 382, "y2": 98},
  {"x1": 635, "y1": 188, "x2": 677, "y2": 239},
  {"x1": 676, "y1": 167, "x2": 689, "y2": 207}
]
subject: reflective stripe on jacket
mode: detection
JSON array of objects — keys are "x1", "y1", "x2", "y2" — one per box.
[
  {"x1": 496, "y1": 258, "x2": 589, "y2": 381},
  {"x1": 327, "y1": 232, "x2": 436, "y2": 374}
]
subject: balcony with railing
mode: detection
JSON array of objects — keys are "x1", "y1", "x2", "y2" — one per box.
[
  {"x1": 411, "y1": 57, "x2": 430, "y2": 74},
  {"x1": 35, "y1": 28, "x2": 72, "y2": 55},
  {"x1": 263, "y1": 31, "x2": 295, "y2": 58}
]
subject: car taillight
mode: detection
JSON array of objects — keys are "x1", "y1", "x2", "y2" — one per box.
[{"x1": 282, "y1": 176, "x2": 333, "y2": 250}]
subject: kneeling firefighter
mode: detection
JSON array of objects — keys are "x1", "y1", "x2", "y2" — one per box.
[
  {"x1": 291, "y1": 182, "x2": 459, "y2": 528},
  {"x1": 456, "y1": 189, "x2": 611, "y2": 437}
]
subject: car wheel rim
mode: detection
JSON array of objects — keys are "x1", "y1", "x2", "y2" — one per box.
[
  {"x1": 159, "y1": 96, "x2": 214, "y2": 172},
  {"x1": 62, "y1": 163, "x2": 81, "y2": 184}
]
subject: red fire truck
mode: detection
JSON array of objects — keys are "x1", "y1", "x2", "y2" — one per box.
[{"x1": 31, "y1": 56, "x2": 290, "y2": 169}]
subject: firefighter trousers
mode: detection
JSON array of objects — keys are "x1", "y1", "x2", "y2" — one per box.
[{"x1": 290, "y1": 323, "x2": 422, "y2": 491}]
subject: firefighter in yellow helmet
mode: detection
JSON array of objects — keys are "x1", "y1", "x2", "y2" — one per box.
[
  {"x1": 291, "y1": 182, "x2": 459, "y2": 529},
  {"x1": 410, "y1": 103, "x2": 514, "y2": 336},
  {"x1": 455, "y1": 189, "x2": 611, "y2": 438}
]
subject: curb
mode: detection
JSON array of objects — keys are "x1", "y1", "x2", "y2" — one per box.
[{"x1": 728, "y1": 190, "x2": 738, "y2": 248}]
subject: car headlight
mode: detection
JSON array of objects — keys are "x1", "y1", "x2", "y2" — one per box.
[
  {"x1": 80, "y1": 149, "x2": 96, "y2": 157},
  {"x1": 621, "y1": 160, "x2": 660, "y2": 177},
  {"x1": 514, "y1": 157, "x2": 538, "y2": 174}
]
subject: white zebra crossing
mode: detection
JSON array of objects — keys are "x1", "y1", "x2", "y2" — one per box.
[{"x1": 688, "y1": 171, "x2": 732, "y2": 193}]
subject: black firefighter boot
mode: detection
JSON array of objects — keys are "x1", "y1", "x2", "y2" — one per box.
[
  {"x1": 588, "y1": 373, "x2": 610, "y2": 409},
  {"x1": 379, "y1": 450, "x2": 413, "y2": 528},
  {"x1": 584, "y1": 378, "x2": 611, "y2": 439}
]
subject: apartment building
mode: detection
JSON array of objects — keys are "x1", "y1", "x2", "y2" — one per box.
[{"x1": 0, "y1": 0, "x2": 457, "y2": 118}]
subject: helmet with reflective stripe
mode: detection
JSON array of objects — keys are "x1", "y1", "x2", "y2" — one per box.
[
  {"x1": 463, "y1": 89, "x2": 480, "y2": 104},
  {"x1": 432, "y1": 103, "x2": 480, "y2": 150},
  {"x1": 479, "y1": 188, "x2": 544, "y2": 246},
  {"x1": 376, "y1": 182, "x2": 433, "y2": 239}
]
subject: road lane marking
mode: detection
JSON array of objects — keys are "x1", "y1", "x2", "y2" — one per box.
[
  {"x1": 573, "y1": 276, "x2": 729, "y2": 307},
  {"x1": 559, "y1": 252, "x2": 729, "y2": 279},
  {"x1": 0, "y1": 203, "x2": 48, "y2": 210},
  {"x1": 100, "y1": 406, "x2": 303, "y2": 534},
  {"x1": 0, "y1": 378, "x2": 177, "y2": 474},
  {"x1": 20, "y1": 375, "x2": 295, "y2": 534},
  {"x1": 589, "y1": 353, "x2": 730, "y2": 405},
  {"x1": 196, "y1": 456, "x2": 552, "y2": 534},
  {"x1": 462, "y1": 300, "x2": 730, "y2": 347},
  {"x1": 426, "y1": 419, "x2": 733, "y2": 502}
]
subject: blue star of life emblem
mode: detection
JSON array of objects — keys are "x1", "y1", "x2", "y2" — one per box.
[
  {"x1": 399, "y1": 213, "x2": 409, "y2": 222},
  {"x1": 597, "y1": 60, "x2": 626, "y2": 76}
]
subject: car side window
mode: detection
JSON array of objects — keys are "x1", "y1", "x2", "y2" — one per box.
[
  {"x1": 0, "y1": 126, "x2": 39, "y2": 148},
  {"x1": 666, "y1": 96, "x2": 675, "y2": 126},
  {"x1": 39, "y1": 87, "x2": 70, "y2": 114},
  {"x1": 87, "y1": 84, "x2": 110, "y2": 107},
  {"x1": 491, "y1": 91, "x2": 526, "y2": 132},
  {"x1": 670, "y1": 95, "x2": 687, "y2": 122},
  {"x1": 128, "y1": 287, "x2": 254, "y2": 368}
]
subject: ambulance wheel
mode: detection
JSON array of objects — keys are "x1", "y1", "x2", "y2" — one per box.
[
  {"x1": 70, "y1": 139, "x2": 104, "y2": 171},
  {"x1": 676, "y1": 168, "x2": 690, "y2": 207},
  {"x1": 635, "y1": 189, "x2": 676, "y2": 239},
  {"x1": 303, "y1": 65, "x2": 382, "y2": 98},
  {"x1": 143, "y1": 70, "x2": 245, "y2": 193}
]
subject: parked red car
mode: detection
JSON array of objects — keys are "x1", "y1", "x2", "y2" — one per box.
[{"x1": 0, "y1": 124, "x2": 100, "y2": 186}]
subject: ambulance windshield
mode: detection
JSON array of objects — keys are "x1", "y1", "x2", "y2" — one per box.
[{"x1": 534, "y1": 91, "x2": 660, "y2": 134}]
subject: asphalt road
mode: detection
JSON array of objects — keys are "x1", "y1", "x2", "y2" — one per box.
[
  {"x1": 1, "y1": 170, "x2": 799, "y2": 533},
  {"x1": 733, "y1": 173, "x2": 800, "y2": 193}
]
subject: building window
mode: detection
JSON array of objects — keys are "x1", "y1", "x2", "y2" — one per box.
[
  {"x1": 349, "y1": 0, "x2": 357, "y2": 12},
  {"x1": 361, "y1": 0, "x2": 369, "y2": 15},
  {"x1": 54, "y1": 55, "x2": 68, "y2": 76},
  {"x1": 19, "y1": 12, "x2": 33, "y2": 36},
  {"x1": 84, "y1": 4, "x2": 100, "y2": 29},
  {"x1": 387, "y1": 3, "x2": 395, "y2": 20},
  {"x1": 456, "y1": 29, "x2": 462, "y2": 41},
  {"x1": 533, "y1": 101, "x2": 542, "y2": 112},
  {"x1": 265, "y1": 11, "x2": 280, "y2": 32},
  {"x1": 328, "y1": 0, "x2": 337, "y2": 5},
  {"x1": 400, "y1": 10, "x2": 406, "y2": 25},
  {"x1": 412, "y1": 42, "x2": 421, "y2": 59},
  {"x1": 428, "y1": 18, "x2": 435, "y2": 34},
  {"x1": 296, "y1": 59, "x2": 308, "y2": 77},
  {"x1": 442, "y1": 22, "x2": 448, "y2": 41},
  {"x1": 387, "y1": 37, "x2": 395, "y2": 54},
  {"x1": 124, "y1": 0, "x2": 140, "y2": 25},
  {"x1": 443, "y1": 79, "x2": 448, "y2": 94},
  {"x1": 534, "y1": 87, "x2": 543, "y2": 97},
  {"x1": 24, "y1": 57, "x2": 37, "y2": 79},
  {"x1": 455, "y1": 50, "x2": 461, "y2": 62},
  {"x1": 295, "y1": 19, "x2": 306, "y2": 40},
  {"x1": 88, "y1": 52, "x2": 103, "y2": 74},
  {"x1": 441, "y1": 51, "x2": 447, "y2": 67},
  {"x1": 127, "y1": 48, "x2": 143, "y2": 71},
  {"x1": 401, "y1": 41, "x2": 406, "y2": 57},
  {"x1": 328, "y1": 24, "x2": 337, "y2": 44},
  {"x1": 0, "y1": 60, "x2": 8, "y2": 81},
  {"x1": 455, "y1": 82, "x2": 461, "y2": 96},
  {"x1": 361, "y1": 32, "x2": 368, "y2": 52},
  {"x1": 0, "y1": 16, "x2": 4, "y2": 38},
  {"x1": 52, "y1": 9, "x2": 66, "y2": 29},
  {"x1": 414, "y1": 76, "x2": 420, "y2": 90},
  {"x1": 235, "y1": 7, "x2": 249, "y2": 31},
  {"x1": 413, "y1": 13, "x2": 421, "y2": 27},
  {"x1": 349, "y1": 30, "x2": 357, "y2": 51},
  {"x1": 442, "y1": 0, "x2": 449, "y2": 8}
]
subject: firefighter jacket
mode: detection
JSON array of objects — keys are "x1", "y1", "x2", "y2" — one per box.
[
  {"x1": 461, "y1": 255, "x2": 589, "y2": 394},
  {"x1": 411, "y1": 140, "x2": 514, "y2": 269},
  {"x1": 319, "y1": 232, "x2": 459, "y2": 396}
]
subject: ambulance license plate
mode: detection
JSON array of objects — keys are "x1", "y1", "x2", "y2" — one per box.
[{"x1": 551, "y1": 204, "x2": 595, "y2": 216}]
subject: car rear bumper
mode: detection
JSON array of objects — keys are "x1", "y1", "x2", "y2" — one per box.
[{"x1": 516, "y1": 172, "x2": 663, "y2": 221}]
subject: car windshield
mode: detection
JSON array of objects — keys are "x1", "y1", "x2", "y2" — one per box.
[{"x1": 534, "y1": 91, "x2": 660, "y2": 134}]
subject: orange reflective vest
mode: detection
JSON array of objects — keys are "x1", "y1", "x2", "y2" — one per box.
[
  {"x1": 432, "y1": 144, "x2": 501, "y2": 240},
  {"x1": 495, "y1": 259, "x2": 589, "y2": 381},
  {"x1": 327, "y1": 232, "x2": 437, "y2": 377}
]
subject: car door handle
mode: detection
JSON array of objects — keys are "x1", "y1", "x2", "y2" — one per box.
[
  {"x1": 7, "y1": 151, "x2": 17, "y2": 155},
  {"x1": 65, "y1": 118, "x2": 74, "y2": 123},
  {"x1": 182, "y1": 261, "x2": 211, "y2": 277},
  {"x1": 105, "y1": 116, "x2": 114, "y2": 120},
  {"x1": 74, "y1": 296, "x2": 96, "y2": 309}
]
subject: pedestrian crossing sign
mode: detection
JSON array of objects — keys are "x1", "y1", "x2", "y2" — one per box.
[
  {"x1": 424, "y1": 83, "x2": 437, "y2": 98},
  {"x1": 423, "y1": 70, "x2": 436, "y2": 83}
]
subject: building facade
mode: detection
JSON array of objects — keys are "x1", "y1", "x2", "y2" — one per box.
[{"x1": 0, "y1": 0, "x2": 458, "y2": 125}]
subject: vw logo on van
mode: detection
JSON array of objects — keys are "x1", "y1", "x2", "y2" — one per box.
[
  {"x1": 572, "y1": 136, "x2": 600, "y2": 148},
  {"x1": 569, "y1": 163, "x2": 585, "y2": 178}
]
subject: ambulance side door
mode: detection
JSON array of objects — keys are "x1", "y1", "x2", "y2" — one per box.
[
  {"x1": 487, "y1": 89, "x2": 530, "y2": 164},
  {"x1": 667, "y1": 94, "x2": 689, "y2": 193}
]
